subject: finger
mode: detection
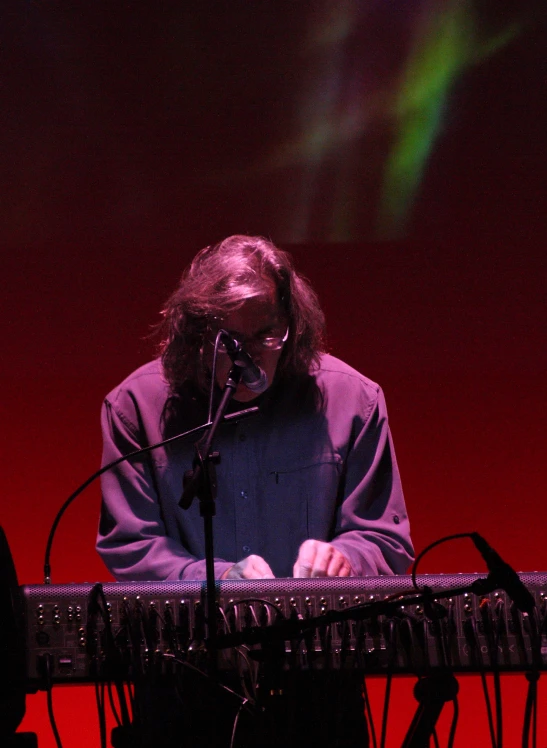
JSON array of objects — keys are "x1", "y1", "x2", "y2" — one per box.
[
  {"x1": 248, "y1": 555, "x2": 275, "y2": 579},
  {"x1": 326, "y1": 550, "x2": 352, "y2": 577},
  {"x1": 309, "y1": 542, "x2": 335, "y2": 577},
  {"x1": 293, "y1": 540, "x2": 318, "y2": 578},
  {"x1": 239, "y1": 555, "x2": 274, "y2": 579}
]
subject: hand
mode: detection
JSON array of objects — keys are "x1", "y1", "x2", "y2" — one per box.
[
  {"x1": 222, "y1": 554, "x2": 275, "y2": 580},
  {"x1": 293, "y1": 539, "x2": 352, "y2": 578}
]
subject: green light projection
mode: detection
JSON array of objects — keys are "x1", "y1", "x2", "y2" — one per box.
[{"x1": 262, "y1": 1, "x2": 522, "y2": 241}]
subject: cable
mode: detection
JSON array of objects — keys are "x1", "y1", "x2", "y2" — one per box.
[
  {"x1": 493, "y1": 597, "x2": 506, "y2": 748},
  {"x1": 229, "y1": 697, "x2": 249, "y2": 748},
  {"x1": 43, "y1": 654, "x2": 63, "y2": 748},
  {"x1": 411, "y1": 533, "x2": 474, "y2": 592},
  {"x1": 522, "y1": 608, "x2": 542, "y2": 748},
  {"x1": 464, "y1": 617, "x2": 497, "y2": 748},
  {"x1": 43, "y1": 402, "x2": 259, "y2": 583},
  {"x1": 107, "y1": 681, "x2": 123, "y2": 728},
  {"x1": 380, "y1": 672, "x2": 393, "y2": 748},
  {"x1": 480, "y1": 596, "x2": 503, "y2": 748},
  {"x1": 207, "y1": 330, "x2": 223, "y2": 423},
  {"x1": 379, "y1": 619, "x2": 396, "y2": 748},
  {"x1": 94, "y1": 679, "x2": 107, "y2": 748},
  {"x1": 523, "y1": 670, "x2": 540, "y2": 748},
  {"x1": 91, "y1": 584, "x2": 133, "y2": 728},
  {"x1": 447, "y1": 696, "x2": 459, "y2": 748},
  {"x1": 223, "y1": 597, "x2": 285, "y2": 619},
  {"x1": 361, "y1": 677, "x2": 378, "y2": 748}
]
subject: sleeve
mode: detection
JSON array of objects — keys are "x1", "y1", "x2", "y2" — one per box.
[
  {"x1": 329, "y1": 386, "x2": 415, "y2": 576},
  {"x1": 96, "y1": 396, "x2": 234, "y2": 582}
]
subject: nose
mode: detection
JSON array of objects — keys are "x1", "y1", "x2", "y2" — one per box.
[{"x1": 244, "y1": 337, "x2": 264, "y2": 356}]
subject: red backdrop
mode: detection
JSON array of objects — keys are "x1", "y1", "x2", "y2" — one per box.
[
  {"x1": 2, "y1": 2, "x2": 546, "y2": 744},
  {"x1": 4, "y1": 234, "x2": 546, "y2": 746}
]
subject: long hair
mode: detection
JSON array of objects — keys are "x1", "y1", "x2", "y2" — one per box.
[{"x1": 157, "y1": 235, "x2": 326, "y2": 392}]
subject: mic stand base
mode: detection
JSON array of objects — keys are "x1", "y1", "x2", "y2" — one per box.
[{"x1": 402, "y1": 672, "x2": 459, "y2": 748}]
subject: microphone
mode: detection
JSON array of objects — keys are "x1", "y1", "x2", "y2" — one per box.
[
  {"x1": 219, "y1": 330, "x2": 269, "y2": 394},
  {"x1": 471, "y1": 532, "x2": 535, "y2": 614}
]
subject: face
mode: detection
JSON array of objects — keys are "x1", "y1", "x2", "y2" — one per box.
[{"x1": 211, "y1": 288, "x2": 287, "y2": 402}]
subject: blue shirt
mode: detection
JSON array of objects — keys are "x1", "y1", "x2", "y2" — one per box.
[{"x1": 97, "y1": 354, "x2": 414, "y2": 580}]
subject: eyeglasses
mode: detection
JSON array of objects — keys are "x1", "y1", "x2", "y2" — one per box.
[{"x1": 214, "y1": 327, "x2": 289, "y2": 353}]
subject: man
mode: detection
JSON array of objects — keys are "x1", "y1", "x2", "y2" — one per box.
[
  {"x1": 97, "y1": 234, "x2": 414, "y2": 748},
  {"x1": 97, "y1": 234, "x2": 413, "y2": 583}
]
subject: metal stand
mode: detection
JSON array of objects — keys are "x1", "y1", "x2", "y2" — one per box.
[
  {"x1": 179, "y1": 363, "x2": 243, "y2": 672},
  {"x1": 402, "y1": 673, "x2": 459, "y2": 748}
]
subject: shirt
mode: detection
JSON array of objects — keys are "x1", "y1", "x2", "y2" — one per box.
[{"x1": 96, "y1": 354, "x2": 414, "y2": 580}]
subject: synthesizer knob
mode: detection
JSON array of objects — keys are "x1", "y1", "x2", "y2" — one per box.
[
  {"x1": 36, "y1": 604, "x2": 45, "y2": 626},
  {"x1": 35, "y1": 631, "x2": 50, "y2": 646}
]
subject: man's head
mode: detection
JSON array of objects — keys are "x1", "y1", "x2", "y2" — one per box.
[{"x1": 158, "y1": 235, "x2": 325, "y2": 396}]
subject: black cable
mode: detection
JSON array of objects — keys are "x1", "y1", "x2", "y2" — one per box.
[
  {"x1": 522, "y1": 671, "x2": 540, "y2": 748},
  {"x1": 492, "y1": 664, "x2": 503, "y2": 747},
  {"x1": 380, "y1": 619, "x2": 396, "y2": 748},
  {"x1": 223, "y1": 597, "x2": 285, "y2": 619},
  {"x1": 493, "y1": 597, "x2": 506, "y2": 748},
  {"x1": 411, "y1": 533, "x2": 474, "y2": 592},
  {"x1": 107, "y1": 681, "x2": 123, "y2": 728},
  {"x1": 361, "y1": 677, "x2": 378, "y2": 748},
  {"x1": 527, "y1": 610, "x2": 542, "y2": 748},
  {"x1": 480, "y1": 672, "x2": 497, "y2": 746},
  {"x1": 43, "y1": 403, "x2": 259, "y2": 583},
  {"x1": 229, "y1": 697, "x2": 249, "y2": 748},
  {"x1": 465, "y1": 617, "x2": 497, "y2": 748},
  {"x1": 479, "y1": 670, "x2": 498, "y2": 748},
  {"x1": 95, "y1": 679, "x2": 107, "y2": 748},
  {"x1": 88, "y1": 584, "x2": 135, "y2": 745},
  {"x1": 43, "y1": 654, "x2": 63, "y2": 748},
  {"x1": 481, "y1": 597, "x2": 503, "y2": 748},
  {"x1": 93, "y1": 584, "x2": 133, "y2": 728},
  {"x1": 532, "y1": 683, "x2": 537, "y2": 748},
  {"x1": 447, "y1": 696, "x2": 459, "y2": 748},
  {"x1": 207, "y1": 330, "x2": 223, "y2": 423},
  {"x1": 379, "y1": 672, "x2": 393, "y2": 748}
]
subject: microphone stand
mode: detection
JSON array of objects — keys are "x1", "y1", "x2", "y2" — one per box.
[{"x1": 179, "y1": 363, "x2": 243, "y2": 676}]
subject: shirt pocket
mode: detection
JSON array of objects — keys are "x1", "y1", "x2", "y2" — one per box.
[{"x1": 267, "y1": 452, "x2": 344, "y2": 541}]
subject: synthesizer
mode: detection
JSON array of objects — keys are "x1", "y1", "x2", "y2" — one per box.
[{"x1": 22, "y1": 573, "x2": 547, "y2": 690}]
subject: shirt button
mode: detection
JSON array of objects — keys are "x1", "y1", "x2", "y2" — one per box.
[
  {"x1": 240, "y1": 490, "x2": 248, "y2": 499},
  {"x1": 242, "y1": 545, "x2": 251, "y2": 553}
]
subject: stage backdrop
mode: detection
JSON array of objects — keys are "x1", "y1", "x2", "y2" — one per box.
[
  {"x1": 4, "y1": 234, "x2": 546, "y2": 746},
  {"x1": 2, "y1": 0, "x2": 546, "y2": 745}
]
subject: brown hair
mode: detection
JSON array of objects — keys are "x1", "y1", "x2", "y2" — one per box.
[{"x1": 157, "y1": 235, "x2": 326, "y2": 392}]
